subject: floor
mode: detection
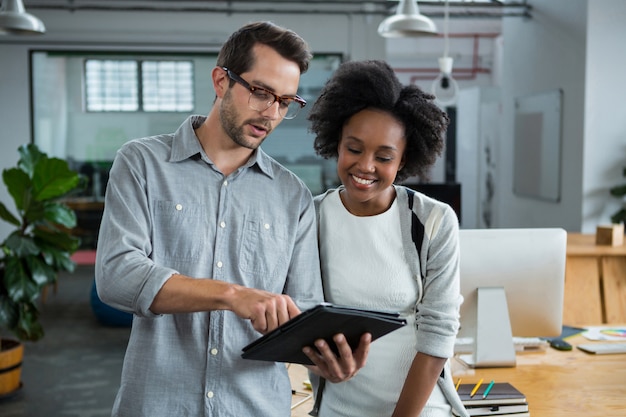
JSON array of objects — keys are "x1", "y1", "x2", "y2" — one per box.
[{"x1": 0, "y1": 265, "x2": 314, "y2": 416}]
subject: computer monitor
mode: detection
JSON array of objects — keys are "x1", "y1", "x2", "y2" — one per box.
[{"x1": 456, "y1": 228, "x2": 567, "y2": 368}]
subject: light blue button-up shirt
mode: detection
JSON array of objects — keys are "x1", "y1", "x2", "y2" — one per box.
[{"x1": 95, "y1": 115, "x2": 323, "y2": 417}]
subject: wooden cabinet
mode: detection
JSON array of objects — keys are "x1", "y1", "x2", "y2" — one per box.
[{"x1": 564, "y1": 233, "x2": 626, "y2": 325}]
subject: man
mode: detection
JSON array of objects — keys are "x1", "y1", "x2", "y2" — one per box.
[{"x1": 95, "y1": 21, "x2": 370, "y2": 417}]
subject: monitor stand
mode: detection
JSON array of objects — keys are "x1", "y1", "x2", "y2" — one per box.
[{"x1": 458, "y1": 287, "x2": 516, "y2": 368}]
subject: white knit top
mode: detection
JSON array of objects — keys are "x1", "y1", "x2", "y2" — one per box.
[{"x1": 317, "y1": 191, "x2": 450, "y2": 417}]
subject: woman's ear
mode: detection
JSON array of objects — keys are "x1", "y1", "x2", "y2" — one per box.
[{"x1": 398, "y1": 155, "x2": 406, "y2": 171}]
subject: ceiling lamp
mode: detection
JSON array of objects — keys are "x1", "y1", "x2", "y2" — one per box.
[
  {"x1": 0, "y1": 0, "x2": 46, "y2": 35},
  {"x1": 378, "y1": 0, "x2": 437, "y2": 38},
  {"x1": 431, "y1": 0, "x2": 459, "y2": 105}
]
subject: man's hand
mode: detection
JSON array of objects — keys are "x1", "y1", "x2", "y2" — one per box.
[
  {"x1": 303, "y1": 332, "x2": 371, "y2": 383},
  {"x1": 150, "y1": 275, "x2": 301, "y2": 334},
  {"x1": 230, "y1": 286, "x2": 301, "y2": 334}
]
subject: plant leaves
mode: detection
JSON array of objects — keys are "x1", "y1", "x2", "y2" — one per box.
[
  {"x1": 4, "y1": 232, "x2": 39, "y2": 257},
  {"x1": 609, "y1": 184, "x2": 626, "y2": 197},
  {"x1": 17, "y1": 143, "x2": 44, "y2": 178},
  {"x1": 24, "y1": 199, "x2": 46, "y2": 225},
  {"x1": 2, "y1": 167, "x2": 31, "y2": 211},
  {"x1": 15, "y1": 301, "x2": 44, "y2": 342},
  {"x1": 0, "y1": 201, "x2": 20, "y2": 226},
  {"x1": 4, "y1": 256, "x2": 39, "y2": 302},
  {"x1": 0, "y1": 294, "x2": 18, "y2": 331},
  {"x1": 1, "y1": 144, "x2": 82, "y2": 342},
  {"x1": 25, "y1": 255, "x2": 55, "y2": 287},
  {"x1": 43, "y1": 202, "x2": 77, "y2": 229},
  {"x1": 610, "y1": 208, "x2": 626, "y2": 225},
  {"x1": 35, "y1": 228, "x2": 80, "y2": 254},
  {"x1": 33, "y1": 158, "x2": 81, "y2": 201}
]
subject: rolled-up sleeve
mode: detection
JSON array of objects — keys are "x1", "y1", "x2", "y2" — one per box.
[
  {"x1": 415, "y1": 204, "x2": 462, "y2": 358},
  {"x1": 95, "y1": 142, "x2": 177, "y2": 317}
]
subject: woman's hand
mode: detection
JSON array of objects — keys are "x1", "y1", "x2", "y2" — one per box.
[{"x1": 303, "y1": 332, "x2": 372, "y2": 383}]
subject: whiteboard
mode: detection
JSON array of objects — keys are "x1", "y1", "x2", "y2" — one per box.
[{"x1": 513, "y1": 89, "x2": 563, "y2": 202}]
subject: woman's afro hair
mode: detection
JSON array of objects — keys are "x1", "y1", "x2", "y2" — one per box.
[{"x1": 308, "y1": 59, "x2": 449, "y2": 182}]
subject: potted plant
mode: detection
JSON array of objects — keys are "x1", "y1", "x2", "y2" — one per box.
[
  {"x1": 0, "y1": 144, "x2": 83, "y2": 396},
  {"x1": 609, "y1": 165, "x2": 626, "y2": 225}
]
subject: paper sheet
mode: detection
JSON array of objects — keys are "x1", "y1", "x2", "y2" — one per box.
[{"x1": 582, "y1": 326, "x2": 626, "y2": 341}]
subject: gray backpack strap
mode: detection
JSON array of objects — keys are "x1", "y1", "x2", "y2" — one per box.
[
  {"x1": 309, "y1": 376, "x2": 326, "y2": 416},
  {"x1": 406, "y1": 188, "x2": 425, "y2": 261}
]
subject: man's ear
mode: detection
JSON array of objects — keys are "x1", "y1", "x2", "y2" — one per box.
[{"x1": 212, "y1": 67, "x2": 229, "y2": 98}]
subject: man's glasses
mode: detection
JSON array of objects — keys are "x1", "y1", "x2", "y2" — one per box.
[{"x1": 222, "y1": 67, "x2": 306, "y2": 120}]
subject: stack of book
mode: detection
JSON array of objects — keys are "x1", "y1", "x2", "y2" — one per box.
[{"x1": 454, "y1": 382, "x2": 529, "y2": 416}]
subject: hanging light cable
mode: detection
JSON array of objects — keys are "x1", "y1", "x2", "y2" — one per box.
[
  {"x1": 0, "y1": 0, "x2": 46, "y2": 35},
  {"x1": 431, "y1": 0, "x2": 459, "y2": 105}
]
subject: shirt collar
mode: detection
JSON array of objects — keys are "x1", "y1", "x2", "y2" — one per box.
[{"x1": 170, "y1": 115, "x2": 274, "y2": 179}]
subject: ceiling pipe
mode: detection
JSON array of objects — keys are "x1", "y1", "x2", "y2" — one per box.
[{"x1": 21, "y1": 1, "x2": 532, "y2": 19}]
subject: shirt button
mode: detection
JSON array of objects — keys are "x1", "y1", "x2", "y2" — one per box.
[
  {"x1": 206, "y1": 391, "x2": 214, "y2": 399},
  {"x1": 264, "y1": 223, "x2": 270, "y2": 230},
  {"x1": 210, "y1": 348, "x2": 218, "y2": 355},
  {"x1": 216, "y1": 261, "x2": 223, "y2": 268},
  {"x1": 223, "y1": 180, "x2": 228, "y2": 186},
  {"x1": 220, "y1": 221, "x2": 226, "y2": 228},
  {"x1": 175, "y1": 204, "x2": 183, "y2": 211}
]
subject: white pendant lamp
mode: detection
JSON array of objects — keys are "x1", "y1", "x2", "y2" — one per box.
[
  {"x1": 378, "y1": 0, "x2": 437, "y2": 38},
  {"x1": 0, "y1": 0, "x2": 46, "y2": 35},
  {"x1": 431, "y1": 0, "x2": 458, "y2": 105}
]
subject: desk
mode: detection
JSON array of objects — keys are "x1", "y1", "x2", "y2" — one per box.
[
  {"x1": 564, "y1": 233, "x2": 626, "y2": 325},
  {"x1": 452, "y1": 333, "x2": 626, "y2": 416},
  {"x1": 289, "y1": 333, "x2": 626, "y2": 416}
]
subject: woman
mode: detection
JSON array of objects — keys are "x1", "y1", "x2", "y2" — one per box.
[{"x1": 307, "y1": 60, "x2": 469, "y2": 417}]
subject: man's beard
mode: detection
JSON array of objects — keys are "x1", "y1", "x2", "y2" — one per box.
[{"x1": 219, "y1": 90, "x2": 272, "y2": 150}]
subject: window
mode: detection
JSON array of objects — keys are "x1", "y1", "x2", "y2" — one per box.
[
  {"x1": 85, "y1": 60, "x2": 138, "y2": 111},
  {"x1": 85, "y1": 59, "x2": 194, "y2": 112},
  {"x1": 32, "y1": 50, "x2": 342, "y2": 195}
]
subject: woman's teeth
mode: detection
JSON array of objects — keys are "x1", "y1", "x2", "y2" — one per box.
[{"x1": 352, "y1": 175, "x2": 374, "y2": 185}]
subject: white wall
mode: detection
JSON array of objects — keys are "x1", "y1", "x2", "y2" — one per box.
[
  {"x1": 497, "y1": 0, "x2": 588, "y2": 231},
  {"x1": 495, "y1": 0, "x2": 626, "y2": 232},
  {"x1": 582, "y1": 0, "x2": 626, "y2": 232}
]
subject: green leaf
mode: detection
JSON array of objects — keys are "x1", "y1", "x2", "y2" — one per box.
[
  {"x1": 15, "y1": 301, "x2": 44, "y2": 342},
  {"x1": 38, "y1": 243, "x2": 77, "y2": 273},
  {"x1": 51, "y1": 250, "x2": 76, "y2": 273},
  {"x1": 0, "y1": 294, "x2": 18, "y2": 331},
  {"x1": 26, "y1": 255, "x2": 55, "y2": 287},
  {"x1": 3, "y1": 167, "x2": 31, "y2": 211},
  {"x1": 35, "y1": 228, "x2": 80, "y2": 254},
  {"x1": 17, "y1": 143, "x2": 45, "y2": 178},
  {"x1": 4, "y1": 232, "x2": 39, "y2": 257},
  {"x1": 609, "y1": 184, "x2": 626, "y2": 198},
  {"x1": 24, "y1": 199, "x2": 46, "y2": 225},
  {"x1": 33, "y1": 158, "x2": 81, "y2": 201},
  {"x1": 610, "y1": 208, "x2": 626, "y2": 225},
  {"x1": 4, "y1": 256, "x2": 39, "y2": 302},
  {"x1": 0, "y1": 201, "x2": 21, "y2": 226},
  {"x1": 43, "y1": 202, "x2": 77, "y2": 228}
]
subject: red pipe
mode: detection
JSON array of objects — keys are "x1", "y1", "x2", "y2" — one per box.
[{"x1": 392, "y1": 33, "x2": 498, "y2": 82}]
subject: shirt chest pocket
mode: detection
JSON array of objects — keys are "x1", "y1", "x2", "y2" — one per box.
[
  {"x1": 239, "y1": 217, "x2": 290, "y2": 279},
  {"x1": 152, "y1": 200, "x2": 208, "y2": 261}
]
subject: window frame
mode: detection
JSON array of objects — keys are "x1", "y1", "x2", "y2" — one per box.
[{"x1": 84, "y1": 57, "x2": 195, "y2": 113}]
